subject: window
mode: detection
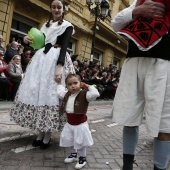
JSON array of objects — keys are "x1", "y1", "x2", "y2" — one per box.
[
  {"x1": 10, "y1": 13, "x2": 38, "y2": 43},
  {"x1": 67, "y1": 39, "x2": 76, "y2": 56},
  {"x1": 93, "y1": 51, "x2": 102, "y2": 65},
  {"x1": 113, "y1": 57, "x2": 120, "y2": 70}
]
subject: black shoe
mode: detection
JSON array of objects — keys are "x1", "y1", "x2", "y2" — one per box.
[
  {"x1": 122, "y1": 154, "x2": 135, "y2": 170},
  {"x1": 32, "y1": 139, "x2": 42, "y2": 147},
  {"x1": 40, "y1": 139, "x2": 51, "y2": 150}
]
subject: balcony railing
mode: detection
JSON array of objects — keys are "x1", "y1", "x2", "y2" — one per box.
[{"x1": 70, "y1": 0, "x2": 84, "y2": 14}]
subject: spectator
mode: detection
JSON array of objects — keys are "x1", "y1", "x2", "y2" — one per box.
[
  {"x1": 101, "y1": 72, "x2": 113, "y2": 99},
  {"x1": 73, "y1": 60, "x2": 79, "y2": 73},
  {"x1": 108, "y1": 64, "x2": 113, "y2": 73},
  {"x1": 6, "y1": 43, "x2": 11, "y2": 50},
  {"x1": 84, "y1": 69, "x2": 92, "y2": 84},
  {"x1": 4, "y1": 41, "x2": 19, "y2": 64},
  {"x1": 90, "y1": 70, "x2": 104, "y2": 97},
  {"x1": 71, "y1": 53, "x2": 81, "y2": 62},
  {"x1": 8, "y1": 55, "x2": 23, "y2": 101},
  {"x1": 18, "y1": 45, "x2": 24, "y2": 56},
  {"x1": 21, "y1": 47, "x2": 32, "y2": 72},
  {"x1": 0, "y1": 50, "x2": 10, "y2": 101},
  {"x1": 0, "y1": 34, "x2": 5, "y2": 53},
  {"x1": 82, "y1": 58, "x2": 88, "y2": 67}
]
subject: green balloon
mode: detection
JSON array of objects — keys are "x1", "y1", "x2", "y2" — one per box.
[{"x1": 28, "y1": 28, "x2": 45, "y2": 50}]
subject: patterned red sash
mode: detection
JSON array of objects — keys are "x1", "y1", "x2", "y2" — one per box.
[{"x1": 118, "y1": 0, "x2": 170, "y2": 50}]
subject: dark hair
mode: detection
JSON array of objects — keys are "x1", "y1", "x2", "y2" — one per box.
[
  {"x1": 23, "y1": 46, "x2": 32, "y2": 53},
  {"x1": 65, "y1": 74, "x2": 81, "y2": 84},
  {"x1": 46, "y1": 0, "x2": 65, "y2": 27}
]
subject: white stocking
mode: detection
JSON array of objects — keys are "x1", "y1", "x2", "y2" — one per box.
[
  {"x1": 37, "y1": 132, "x2": 45, "y2": 141},
  {"x1": 43, "y1": 132, "x2": 52, "y2": 144}
]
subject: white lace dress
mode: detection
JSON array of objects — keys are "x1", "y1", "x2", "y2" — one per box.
[{"x1": 10, "y1": 20, "x2": 75, "y2": 132}]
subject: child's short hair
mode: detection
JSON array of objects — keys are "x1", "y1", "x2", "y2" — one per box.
[{"x1": 65, "y1": 73, "x2": 81, "y2": 84}]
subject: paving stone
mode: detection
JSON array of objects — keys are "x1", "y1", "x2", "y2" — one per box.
[
  {"x1": 15, "y1": 165, "x2": 30, "y2": 170},
  {"x1": 4, "y1": 166, "x2": 19, "y2": 170},
  {"x1": 31, "y1": 161, "x2": 44, "y2": 166},
  {"x1": 0, "y1": 101, "x2": 170, "y2": 170},
  {"x1": 30, "y1": 167, "x2": 54, "y2": 170}
]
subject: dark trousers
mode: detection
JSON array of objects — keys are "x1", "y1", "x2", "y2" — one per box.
[
  {"x1": 0, "y1": 78, "x2": 10, "y2": 100},
  {"x1": 10, "y1": 79, "x2": 21, "y2": 101}
]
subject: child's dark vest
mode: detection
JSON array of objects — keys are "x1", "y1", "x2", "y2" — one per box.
[
  {"x1": 60, "y1": 90, "x2": 89, "y2": 114},
  {"x1": 118, "y1": 0, "x2": 170, "y2": 50}
]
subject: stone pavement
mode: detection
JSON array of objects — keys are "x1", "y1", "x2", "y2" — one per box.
[{"x1": 0, "y1": 101, "x2": 169, "y2": 170}]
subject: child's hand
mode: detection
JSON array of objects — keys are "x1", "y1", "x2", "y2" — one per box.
[{"x1": 81, "y1": 82, "x2": 89, "y2": 90}]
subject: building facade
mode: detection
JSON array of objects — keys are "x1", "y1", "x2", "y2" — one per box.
[{"x1": 0, "y1": 0, "x2": 130, "y2": 69}]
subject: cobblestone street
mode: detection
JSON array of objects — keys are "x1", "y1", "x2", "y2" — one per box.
[{"x1": 0, "y1": 101, "x2": 169, "y2": 170}]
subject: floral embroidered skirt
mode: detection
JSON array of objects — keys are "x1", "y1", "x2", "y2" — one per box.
[{"x1": 10, "y1": 47, "x2": 75, "y2": 132}]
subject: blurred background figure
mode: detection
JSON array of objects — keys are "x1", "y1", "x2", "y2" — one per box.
[
  {"x1": 71, "y1": 53, "x2": 81, "y2": 62},
  {"x1": 73, "y1": 60, "x2": 79, "y2": 73},
  {"x1": 4, "y1": 41, "x2": 19, "y2": 64},
  {"x1": 21, "y1": 47, "x2": 32, "y2": 72},
  {"x1": 8, "y1": 55, "x2": 23, "y2": 101},
  {"x1": 18, "y1": 45, "x2": 24, "y2": 56},
  {"x1": 0, "y1": 34, "x2": 5, "y2": 53},
  {"x1": 0, "y1": 50, "x2": 10, "y2": 101}
]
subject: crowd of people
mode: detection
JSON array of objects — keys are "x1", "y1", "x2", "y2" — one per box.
[
  {"x1": 0, "y1": 36, "x2": 120, "y2": 102},
  {"x1": 72, "y1": 59, "x2": 120, "y2": 100},
  {"x1": 0, "y1": 36, "x2": 35, "y2": 101}
]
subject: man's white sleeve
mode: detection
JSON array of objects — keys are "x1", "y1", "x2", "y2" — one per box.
[{"x1": 111, "y1": 0, "x2": 137, "y2": 32}]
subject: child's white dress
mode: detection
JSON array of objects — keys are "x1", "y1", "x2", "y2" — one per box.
[{"x1": 57, "y1": 85, "x2": 100, "y2": 149}]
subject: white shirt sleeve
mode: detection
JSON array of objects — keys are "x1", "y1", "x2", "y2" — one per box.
[
  {"x1": 111, "y1": 0, "x2": 137, "y2": 32},
  {"x1": 56, "y1": 85, "x2": 68, "y2": 99},
  {"x1": 86, "y1": 85, "x2": 100, "y2": 102}
]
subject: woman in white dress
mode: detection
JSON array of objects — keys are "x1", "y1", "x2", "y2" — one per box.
[{"x1": 10, "y1": 0, "x2": 75, "y2": 150}]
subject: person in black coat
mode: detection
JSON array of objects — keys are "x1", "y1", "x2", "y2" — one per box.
[{"x1": 4, "y1": 41, "x2": 19, "y2": 64}]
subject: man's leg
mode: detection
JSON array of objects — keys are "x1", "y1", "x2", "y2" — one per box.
[
  {"x1": 123, "y1": 126, "x2": 139, "y2": 170},
  {"x1": 154, "y1": 133, "x2": 170, "y2": 170}
]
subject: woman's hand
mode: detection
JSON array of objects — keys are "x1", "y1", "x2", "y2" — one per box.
[
  {"x1": 23, "y1": 36, "x2": 33, "y2": 44},
  {"x1": 55, "y1": 64, "x2": 63, "y2": 82}
]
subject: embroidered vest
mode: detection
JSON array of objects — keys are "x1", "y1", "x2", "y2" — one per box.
[
  {"x1": 118, "y1": 0, "x2": 170, "y2": 50},
  {"x1": 60, "y1": 90, "x2": 89, "y2": 114}
]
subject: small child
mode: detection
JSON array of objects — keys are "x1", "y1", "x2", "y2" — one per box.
[{"x1": 57, "y1": 73, "x2": 100, "y2": 169}]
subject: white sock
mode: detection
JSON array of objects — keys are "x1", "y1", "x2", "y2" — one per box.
[
  {"x1": 71, "y1": 146, "x2": 77, "y2": 154},
  {"x1": 36, "y1": 132, "x2": 45, "y2": 141},
  {"x1": 43, "y1": 132, "x2": 51, "y2": 144},
  {"x1": 79, "y1": 146, "x2": 86, "y2": 157},
  {"x1": 154, "y1": 138, "x2": 170, "y2": 169}
]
